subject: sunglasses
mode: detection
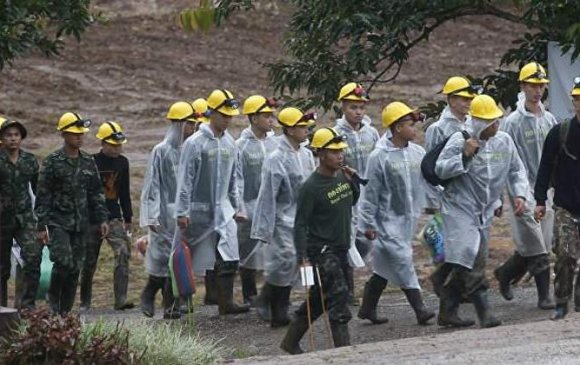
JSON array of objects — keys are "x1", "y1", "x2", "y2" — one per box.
[
  {"x1": 256, "y1": 97, "x2": 279, "y2": 113},
  {"x1": 451, "y1": 84, "x2": 483, "y2": 96},
  {"x1": 345, "y1": 86, "x2": 369, "y2": 100},
  {"x1": 104, "y1": 122, "x2": 126, "y2": 142}
]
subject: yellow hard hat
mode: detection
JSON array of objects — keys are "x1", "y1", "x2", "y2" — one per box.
[
  {"x1": 519, "y1": 62, "x2": 549, "y2": 84},
  {"x1": 442, "y1": 76, "x2": 480, "y2": 98},
  {"x1": 571, "y1": 76, "x2": 580, "y2": 96},
  {"x1": 96, "y1": 121, "x2": 127, "y2": 145},
  {"x1": 338, "y1": 82, "x2": 369, "y2": 102},
  {"x1": 191, "y1": 98, "x2": 211, "y2": 123},
  {"x1": 0, "y1": 117, "x2": 27, "y2": 139},
  {"x1": 207, "y1": 89, "x2": 241, "y2": 116},
  {"x1": 469, "y1": 94, "x2": 503, "y2": 121},
  {"x1": 277, "y1": 107, "x2": 316, "y2": 127},
  {"x1": 167, "y1": 101, "x2": 196, "y2": 122},
  {"x1": 381, "y1": 101, "x2": 416, "y2": 127},
  {"x1": 242, "y1": 95, "x2": 278, "y2": 115},
  {"x1": 310, "y1": 127, "x2": 348, "y2": 150},
  {"x1": 57, "y1": 112, "x2": 91, "y2": 134}
]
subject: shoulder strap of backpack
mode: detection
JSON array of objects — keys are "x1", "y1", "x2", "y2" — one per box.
[
  {"x1": 559, "y1": 119, "x2": 577, "y2": 161},
  {"x1": 460, "y1": 130, "x2": 471, "y2": 139}
]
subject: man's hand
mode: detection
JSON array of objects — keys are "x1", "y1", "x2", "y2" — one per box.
[
  {"x1": 177, "y1": 216, "x2": 190, "y2": 229},
  {"x1": 365, "y1": 229, "x2": 378, "y2": 240},
  {"x1": 463, "y1": 138, "x2": 480, "y2": 157},
  {"x1": 100, "y1": 222, "x2": 110, "y2": 237},
  {"x1": 494, "y1": 206, "x2": 503, "y2": 218},
  {"x1": 341, "y1": 165, "x2": 357, "y2": 181},
  {"x1": 513, "y1": 197, "x2": 525, "y2": 217},
  {"x1": 534, "y1": 205, "x2": 546, "y2": 222},
  {"x1": 37, "y1": 230, "x2": 48, "y2": 245},
  {"x1": 234, "y1": 212, "x2": 248, "y2": 223}
]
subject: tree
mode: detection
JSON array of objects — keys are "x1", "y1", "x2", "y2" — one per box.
[
  {"x1": 0, "y1": 0, "x2": 93, "y2": 70},
  {"x1": 180, "y1": 0, "x2": 580, "y2": 114}
]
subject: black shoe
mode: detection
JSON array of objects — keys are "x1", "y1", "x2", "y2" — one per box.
[
  {"x1": 357, "y1": 274, "x2": 389, "y2": 324},
  {"x1": 114, "y1": 302, "x2": 135, "y2": 310},
  {"x1": 330, "y1": 321, "x2": 350, "y2": 348},
  {"x1": 437, "y1": 285, "x2": 475, "y2": 328},
  {"x1": 551, "y1": 302, "x2": 569, "y2": 320},
  {"x1": 240, "y1": 268, "x2": 258, "y2": 305},
  {"x1": 469, "y1": 289, "x2": 501, "y2": 328},
  {"x1": 162, "y1": 278, "x2": 181, "y2": 320},
  {"x1": 254, "y1": 283, "x2": 272, "y2": 321},
  {"x1": 534, "y1": 269, "x2": 555, "y2": 310},
  {"x1": 280, "y1": 315, "x2": 310, "y2": 355},
  {"x1": 140, "y1": 275, "x2": 164, "y2": 318},
  {"x1": 216, "y1": 274, "x2": 250, "y2": 315},
  {"x1": 494, "y1": 253, "x2": 528, "y2": 301},
  {"x1": 204, "y1": 270, "x2": 218, "y2": 305},
  {"x1": 403, "y1": 288, "x2": 435, "y2": 325},
  {"x1": 60, "y1": 271, "x2": 80, "y2": 315},
  {"x1": 270, "y1": 285, "x2": 291, "y2": 328}
]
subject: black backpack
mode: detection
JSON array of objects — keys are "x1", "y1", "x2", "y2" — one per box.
[{"x1": 421, "y1": 130, "x2": 471, "y2": 187}]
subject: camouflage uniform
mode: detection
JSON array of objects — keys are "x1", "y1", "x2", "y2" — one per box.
[
  {"x1": 553, "y1": 207, "x2": 580, "y2": 304},
  {"x1": 35, "y1": 148, "x2": 108, "y2": 314},
  {"x1": 0, "y1": 149, "x2": 39, "y2": 307}
]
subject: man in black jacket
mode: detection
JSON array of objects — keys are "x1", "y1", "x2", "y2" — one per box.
[{"x1": 535, "y1": 77, "x2": 580, "y2": 320}]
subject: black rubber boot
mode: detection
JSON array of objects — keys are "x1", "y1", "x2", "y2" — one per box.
[
  {"x1": 204, "y1": 270, "x2": 218, "y2": 305},
  {"x1": 0, "y1": 276, "x2": 8, "y2": 307},
  {"x1": 357, "y1": 274, "x2": 389, "y2": 324},
  {"x1": 330, "y1": 321, "x2": 350, "y2": 348},
  {"x1": 270, "y1": 285, "x2": 291, "y2": 328},
  {"x1": 140, "y1": 275, "x2": 164, "y2": 318},
  {"x1": 113, "y1": 265, "x2": 134, "y2": 310},
  {"x1": 430, "y1": 264, "x2": 452, "y2": 298},
  {"x1": 493, "y1": 253, "x2": 527, "y2": 301},
  {"x1": 534, "y1": 268, "x2": 555, "y2": 310},
  {"x1": 402, "y1": 288, "x2": 435, "y2": 325},
  {"x1": 162, "y1": 278, "x2": 181, "y2": 320},
  {"x1": 345, "y1": 266, "x2": 356, "y2": 306},
  {"x1": 216, "y1": 274, "x2": 250, "y2": 315},
  {"x1": 280, "y1": 315, "x2": 310, "y2": 355},
  {"x1": 20, "y1": 276, "x2": 39, "y2": 310},
  {"x1": 551, "y1": 302, "x2": 569, "y2": 320},
  {"x1": 60, "y1": 271, "x2": 80, "y2": 315},
  {"x1": 79, "y1": 264, "x2": 95, "y2": 312},
  {"x1": 254, "y1": 282, "x2": 272, "y2": 321},
  {"x1": 48, "y1": 269, "x2": 63, "y2": 314},
  {"x1": 437, "y1": 284, "x2": 475, "y2": 328},
  {"x1": 469, "y1": 289, "x2": 501, "y2": 328},
  {"x1": 239, "y1": 268, "x2": 257, "y2": 305}
]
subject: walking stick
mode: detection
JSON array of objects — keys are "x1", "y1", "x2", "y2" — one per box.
[
  {"x1": 302, "y1": 260, "x2": 315, "y2": 352},
  {"x1": 315, "y1": 266, "x2": 333, "y2": 348}
]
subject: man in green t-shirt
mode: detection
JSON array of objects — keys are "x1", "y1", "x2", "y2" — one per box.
[{"x1": 281, "y1": 127, "x2": 360, "y2": 355}]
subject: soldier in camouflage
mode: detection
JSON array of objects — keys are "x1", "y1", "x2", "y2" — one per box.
[
  {"x1": 35, "y1": 112, "x2": 109, "y2": 315},
  {"x1": 0, "y1": 118, "x2": 40, "y2": 308}
]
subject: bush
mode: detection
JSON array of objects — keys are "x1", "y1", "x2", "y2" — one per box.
[{"x1": 0, "y1": 308, "x2": 141, "y2": 365}]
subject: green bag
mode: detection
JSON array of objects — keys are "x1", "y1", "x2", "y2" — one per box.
[{"x1": 36, "y1": 247, "x2": 53, "y2": 301}]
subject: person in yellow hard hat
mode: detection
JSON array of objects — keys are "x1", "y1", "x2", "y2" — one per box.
[
  {"x1": 425, "y1": 76, "x2": 480, "y2": 301},
  {"x1": 535, "y1": 77, "x2": 580, "y2": 320},
  {"x1": 174, "y1": 89, "x2": 250, "y2": 316},
  {"x1": 0, "y1": 118, "x2": 40, "y2": 309},
  {"x1": 334, "y1": 82, "x2": 379, "y2": 304},
  {"x1": 251, "y1": 107, "x2": 316, "y2": 327},
  {"x1": 80, "y1": 121, "x2": 134, "y2": 313},
  {"x1": 35, "y1": 112, "x2": 110, "y2": 315},
  {"x1": 235, "y1": 95, "x2": 279, "y2": 305},
  {"x1": 186, "y1": 98, "x2": 211, "y2": 139},
  {"x1": 356, "y1": 102, "x2": 435, "y2": 326},
  {"x1": 281, "y1": 127, "x2": 359, "y2": 354},
  {"x1": 435, "y1": 94, "x2": 529, "y2": 329},
  {"x1": 139, "y1": 101, "x2": 196, "y2": 320},
  {"x1": 494, "y1": 62, "x2": 557, "y2": 312}
]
